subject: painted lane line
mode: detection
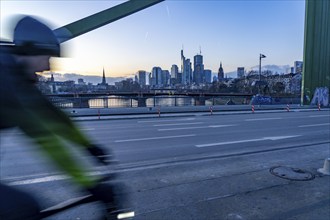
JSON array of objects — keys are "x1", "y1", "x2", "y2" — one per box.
[
  {"x1": 80, "y1": 128, "x2": 95, "y2": 131},
  {"x1": 209, "y1": 125, "x2": 237, "y2": 128},
  {"x1": 196, "y1": 135, "x2": 302, "y2": 148},
  {"x1": 245, "y1": 118, "x2": 282, "y2": 121},
  {"x1": 138, "y1": 118, "x2": 196, "y2": 123},
  {"x1": 158, "y1": 124, "x2": 237, "y2": 131},
  {"x1": 114, "y1": 134, "x2": 196, "y2": 143},
  {"x1": 153, "y1": 122, "x2": 203, "y2": 127},
  {"x1": 308, "y1": 115, "x2": 330, "y2": 118},
  {"x1": 3, "y1": 172, "x2": 60, "y2": 182},
  {"x1": 8, "y1": 170, "x2": 110, "y2": 186},
  {"x1": 9, "y1": 175, "x2": 68, "y2": 186},
  {"x1": 298, "y1": 123, "x2": 330, "y2": 128}
]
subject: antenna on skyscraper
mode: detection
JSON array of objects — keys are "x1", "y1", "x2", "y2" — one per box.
[{"x1": 199, "y1": 46, "x2": 202, "y2": 55}]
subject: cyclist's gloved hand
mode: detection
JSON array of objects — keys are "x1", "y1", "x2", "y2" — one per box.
[
  {"x1": 87, "y1": 182, "x2": 127, "y2": 212},
  {"x1": 88, "y1": 182, "x2": 115, "y2": 205},
  {"x1": 87, "y1": 144, "x2": 112, "y2": 165}
]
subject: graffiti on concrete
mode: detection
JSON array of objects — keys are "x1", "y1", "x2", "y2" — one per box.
[
  {"x1": 250, "y1": 95, "x2": 272, "y2": 105},
  {"x1": 311, "y1": 87, "x2": 329, "y2": 106}
]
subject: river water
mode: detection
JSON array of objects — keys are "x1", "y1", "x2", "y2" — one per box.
[{"x1": 52, "y1": 95, "x2": 248, "y2": 108}]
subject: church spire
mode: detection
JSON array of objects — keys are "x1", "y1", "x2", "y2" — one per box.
[{"x1": 102, "y1": 67, "x2": 106, "y2": 85}]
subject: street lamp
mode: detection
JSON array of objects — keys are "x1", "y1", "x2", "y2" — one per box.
[
  {"x1": 258, "y1": 54, "x2": 266, "y2": 94},
  {"x1": 259, "y1": 54, "x2": 266, "y2": 81}
]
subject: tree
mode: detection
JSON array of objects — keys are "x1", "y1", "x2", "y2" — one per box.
[{"x1": 273, "y1": 82, "x2": 285, "y2": 94}]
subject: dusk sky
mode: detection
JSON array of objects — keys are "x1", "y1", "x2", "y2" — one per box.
[{"x1": 1, "y1": 0, "x2": 305, "y2": 78}]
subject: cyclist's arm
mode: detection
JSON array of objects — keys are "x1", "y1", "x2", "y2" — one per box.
[
  {"x1": 18, "y1": 109, "x2": 99, "y2": 188},
  {"x1": 20, "y1": 85, "x2": 94, "y2": 148}
]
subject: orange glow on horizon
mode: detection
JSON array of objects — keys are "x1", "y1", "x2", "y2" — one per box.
[{"x1": 50, "y1": 57, "x2": 138, "y2": 77}]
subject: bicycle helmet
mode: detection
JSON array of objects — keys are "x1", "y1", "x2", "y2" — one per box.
[{"x1": 13, "y1": 16, "x2": 60, "y2": 57}]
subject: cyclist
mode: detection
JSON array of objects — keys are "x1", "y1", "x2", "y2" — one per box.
[{"x1": 0, "y1": 16, "x2": 121, "y2": 219}]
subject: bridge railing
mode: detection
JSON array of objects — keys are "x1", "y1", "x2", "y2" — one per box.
[{"x1": 48, "y1": 94, "x2": 301, "y2": 109}]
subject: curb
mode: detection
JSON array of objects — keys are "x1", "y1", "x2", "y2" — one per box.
[{"x1": 70, "y1": 107, "x2": 329, "y2": 121}]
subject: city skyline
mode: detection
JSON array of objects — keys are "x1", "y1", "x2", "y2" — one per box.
[{"x1": 1, "y1": 0, "x2": 305, "y2": 78}]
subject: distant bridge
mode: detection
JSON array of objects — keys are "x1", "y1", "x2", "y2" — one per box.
[
  {"x1": 46, "y1": 92, "x2": 300, "y2": 108},
  {"x1": 46, "y1": 92, "x2": 254, "y2": 98},
  {"x1": 47, "y1": 92, "x2": 253, "y2": 108}
]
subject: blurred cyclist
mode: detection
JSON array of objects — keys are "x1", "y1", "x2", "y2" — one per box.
[{"x1": 0, "y1": 16, "x2": 121, "y2": 219}]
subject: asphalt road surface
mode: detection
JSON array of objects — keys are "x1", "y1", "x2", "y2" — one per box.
[{"x1": 1, "y1": 110, "x2": 329, "y2": 219}]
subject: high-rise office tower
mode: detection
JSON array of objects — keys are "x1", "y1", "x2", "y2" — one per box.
[
  {"x1": 181, "y1": 49, "x2": 192, "y2": 85},
  {"x1": 171, "y1": 64, "x2": 179, "y2": 79},
  {"x1": 218, "y1": 62, "x2": 224, "y2": 81},
  {"x1": 171, "y1": 64, "x2": 178, "y2": 85},
  {"x1": 193, "y1": 52, "x2": 204, "y2": 84},
  {"x1": 204, "y1": 69, "x2": 212, "y2": 83},
  {"x1": 151, "y1": 67, "x2": 162, "y2": 87},
  {"x1": 138, "y1": 70, "x2": 146, "y2": 86},
  {"x1": 294, "y1": 61, "x2": 303, "y2": 73},
  {"x1": 162, "y1": 70, "x2": 170, "y2": 86}
]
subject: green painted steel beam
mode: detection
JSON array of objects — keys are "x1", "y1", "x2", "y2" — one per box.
[
  {"x1": 302, "y1": 0, "x2": 330, "y2": 104},
  {"x1": 54, "y1": 0, "x2": 164, "y2": 43}
]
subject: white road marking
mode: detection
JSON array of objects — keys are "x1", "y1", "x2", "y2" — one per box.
[
  {"x1": 7, "y1": 170, "x2": 110, "y2": 186},
  {"x1": 114, "y1": 134, "x2": 196, "y2": 143},
  {"x1": 153, "y1": 122, "x2": 203, "y2": 127},
  {"x1": 138, "y1": 118, "x2": 196, "y2": 123},
  {"x1": 80, "y1": 128, "x2": 95, "y2": 131},
  {"x1": 245, "y1": 118, "x2": 282, "y2": 121},
  {"x1": 298, "y1": 123, "x2": 330, "y2": 128},
  {"x1": 158, "y1": 124, "x2": 237, "y2": 131},
  {"x1": 196, "y1": 135, "x2": 301, "y2": 148},
  {"x1": 209, "y1": 125, "x2": 237, "y2": 128},
  {"x1": 9, "y1": 175, "x2": 68, "y2": 185},
  {"x1": 308, "y1": 115, "x2": 330, "y2": 118}
]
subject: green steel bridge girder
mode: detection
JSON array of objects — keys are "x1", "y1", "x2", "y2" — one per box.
[
  {"x1": 53, "y1": 0, "x2": 164, "y2": 43},
  {"x1": 302, "y1": 0, "x2": 330, "y2": 105}
]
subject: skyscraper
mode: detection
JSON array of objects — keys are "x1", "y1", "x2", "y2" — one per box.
[
  {"x1": 150, "y1": 67, "x2": 162, "y2": 87},
  {"x1": 138, "y1": 70, "x2": 146, "y2": 86},
  {"x1": 170, "y1": 64, "x2": 179, "y2": 85},
  {"x1": 294, "y1": 61, "x2": 303, "y2": 73},
  {"x1": 171, "y1": 64, "x2": 179, "y2": 79},
  {"x1": 162, "y1": 70, "x2": 170, "y2": 86},
  {"x1": 204, "y1": 69, "x2": 212, "y2": 83},
  {"x1": 218, "y1": 62, "x2": 224, "y2": 81},
  {"x1": 181, "y1": 49, "x2": 192, "y2": 85},
  {"x1": 193, "y1": 52, "x2": 204, "y2": 84}
]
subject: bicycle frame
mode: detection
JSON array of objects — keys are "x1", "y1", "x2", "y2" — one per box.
[
  {"x1": 40, "y1": 193, "x2": 134, "y2": 219},
  {"x1": 40, "y1": 194, "x2": 95, "y2": 218},
  {"x1": 39, "y1": 173, "x2": 134, "y2": 219}
]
